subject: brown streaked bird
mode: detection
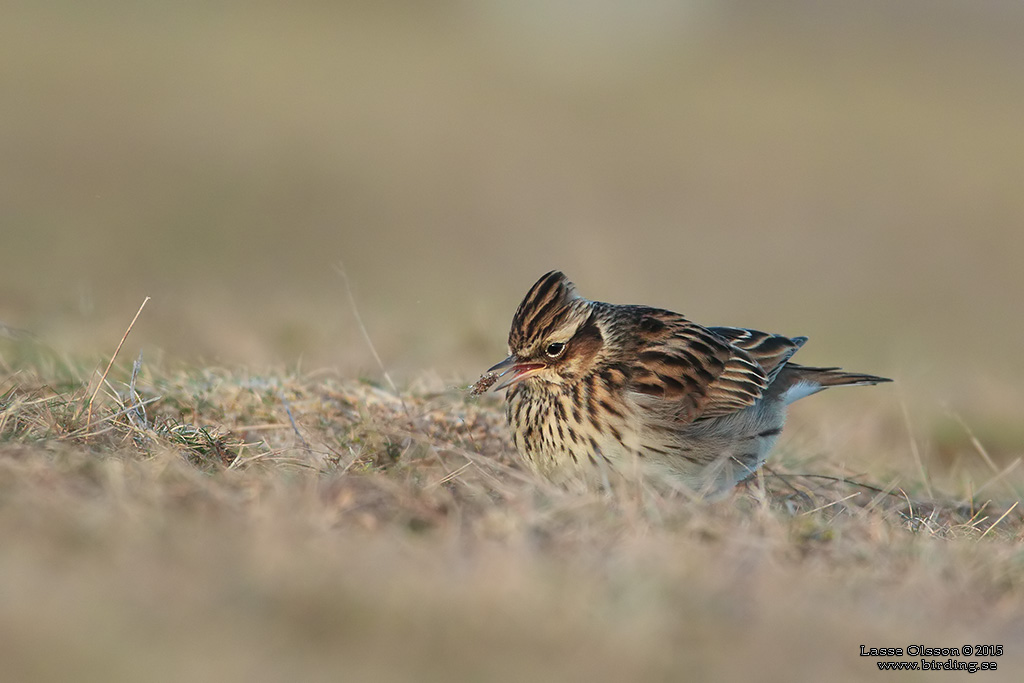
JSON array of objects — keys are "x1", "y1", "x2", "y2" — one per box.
[{"x1": 477, "y1": 271, "x2": 891, "y2": 496}]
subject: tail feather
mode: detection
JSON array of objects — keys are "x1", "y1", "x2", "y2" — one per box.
[{"x1": 776, "y1": 363, "x2": 891, "y2": 404}]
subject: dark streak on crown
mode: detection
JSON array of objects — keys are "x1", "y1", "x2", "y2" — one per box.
[{"x1": 508, "y1": 271, "x2": 580, "y2": 350}]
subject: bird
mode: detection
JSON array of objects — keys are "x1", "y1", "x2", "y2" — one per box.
[{"x1": 475, "y1": 270, "x2": 891, "y2": 496}]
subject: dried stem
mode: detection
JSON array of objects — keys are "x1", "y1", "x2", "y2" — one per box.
[{"x1": 85, "y1": 296, "x2": 150, "y2": 432}]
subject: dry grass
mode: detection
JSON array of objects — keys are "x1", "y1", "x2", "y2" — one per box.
[{"x1": 2, "y1": 337, "x2": 1023, "y2": 682}]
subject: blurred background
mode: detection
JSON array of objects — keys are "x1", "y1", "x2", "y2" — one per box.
[{"x1": 2, "y1": 1, "x2": 1023, "y2": 422}]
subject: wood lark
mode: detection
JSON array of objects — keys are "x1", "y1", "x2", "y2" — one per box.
[{"x1": 475, "y1": 271, "x2": 891, "y2": 495}]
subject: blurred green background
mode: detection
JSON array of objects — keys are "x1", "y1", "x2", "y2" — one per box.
[{"x1": 3, "y1": 0, "x2": 1023, "y2": 409}]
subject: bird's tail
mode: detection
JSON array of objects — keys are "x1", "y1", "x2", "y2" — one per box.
[{"x1": 777, "y1": 363, "x2": 891, "y2": 404}]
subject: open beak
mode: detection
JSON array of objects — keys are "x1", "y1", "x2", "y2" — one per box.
[{"x1": 487, "y1": 355, "x2": 545, "y2": 392}]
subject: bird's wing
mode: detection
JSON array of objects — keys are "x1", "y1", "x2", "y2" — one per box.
[
  {"x1": 626, "y1": 312, "x2": 800, "y2": 422},
  {"x1": 706, "y1": 326, "x2": 806, "y2": 383}
]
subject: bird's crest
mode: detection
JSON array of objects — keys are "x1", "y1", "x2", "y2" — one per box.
[{"x1": 508, "y1": 271, "x2": 583, "y2": 351}]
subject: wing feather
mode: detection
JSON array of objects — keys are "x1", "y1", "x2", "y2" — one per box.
[
  {"x1": 707, "y1": 326, "x2": 806, "y2": 383},
  {"x1": 625, "y1": 312, "x2": 803, "y2": 422}
]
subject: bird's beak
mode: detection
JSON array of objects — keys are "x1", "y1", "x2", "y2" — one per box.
[{"x1": 487, "y1": 355, "x2": 545, "y2": 392}]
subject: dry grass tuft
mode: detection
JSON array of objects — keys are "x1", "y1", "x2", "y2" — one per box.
[{"x1": 1, "y1": 337, "x2": 1023, "y2": 682}]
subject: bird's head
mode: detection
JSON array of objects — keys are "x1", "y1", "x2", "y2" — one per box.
[{"x1": 485, "y1": 271, "x2": 606, "y2": 391}]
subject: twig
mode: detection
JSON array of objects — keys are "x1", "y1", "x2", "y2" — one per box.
[
  {"x1": 64, "y1": 396, "x2": 162, "y2": 440},
  {"x1": 963, "y1": 500, "x2": 991, "y2": 529},
  {"x1": 862, "y1": 475, "x2": 904, "y2": 515},
  {"x1": 85, "y1": 296, "x2": 150, "y2": 432},
  {"x1": 898, "y1": 395, "x2": 933, "y2": 499},
  {"x1": 802, "y1": 491, "x2": 861, "y2": 516},
  {"x1": 945, "y1": 409, "x2": 999, "y2": 473},
  {"x1": 760, "y1": 464, "x2": 812, "y2": 500},
  {"x1": 231, "y1": 423, "x2": 291, "y2": 432},
  {"x1": 900, "y1": 487, "x2": 914, "y2": 521},
  {"x1": 946, "y1": 410, "x2": 1024, "y2": 502},
  {"x1": 973, "y1": 457, "x2": 1022, "y2": 499},
  {"x1": 980, "y1": 500, "x2": 1019, "y2": 539},
  {"x1": 126, "y1": 350, "x2": 148, "y2": 430},
  {"x1": 766, "y1": 472, "x2": 894, "y2": 497},
  {"x1": 334, "y1": 262, "x2": 397, "y2": 394},
  {"x1": 280, "y1": 391, "x2": 311, "y2": 452},
  {"x1": 430, "y1": 461, "x2": 473, "y2": 487}
]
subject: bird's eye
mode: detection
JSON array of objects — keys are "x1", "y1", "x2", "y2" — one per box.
[{"x1": 545, "y1": 342, "x2": 566, "y2": 358}]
